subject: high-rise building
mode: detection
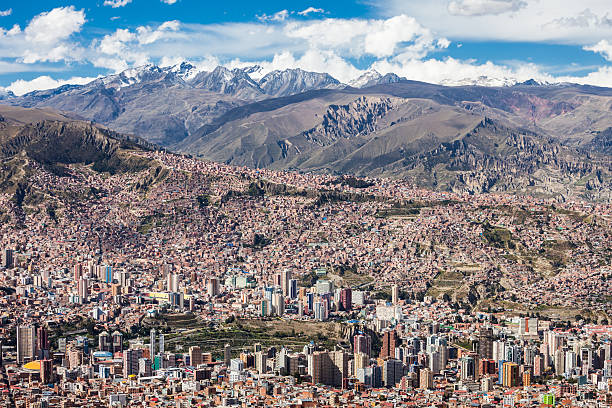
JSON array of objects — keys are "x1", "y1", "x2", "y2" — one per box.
[
  {"x1": 73, "y1": 264, "x2": 82, "y2": 281},
  {"x1": 256, "y1": 351, "x2": 267, "y2": 374},
  {"x1": 518, "y1": 318, "x2": 538, "y2": 337},
  {"x1": 36, "y1": 326, "x2": 49, "y2": 359},
  {"x1": 460, "y1": 356, "x2": 476, "y2": 381},
  {"x1": 189, "y1": 346, "x2": 203, "y2": 366},
  {"x1": 281, "y1": 269, "x2": 292, "y2": 297},
  {"x1": 78, "y1": 278, "x2": 89, "y2": 304},
  {"x1": 17, "y1": 325, "x2": 36, "y2": 364},
  {"x1": 478, "y1": 327, "x2": 494, "y2": 360},
  {"x1": 354, "y1": 352, "x2": 369, "y2": 370},
  {"x1": 138, "y1": 357, "x2": 152, "y2": 377},
  {"x1": 159, "y1": 334, "x2": 165, "y2": 354},
  {"x1": 224, "y1": 343, "x2": 232, "y2": 366},
  {"x1": 260, "y1": 299, "x2": 270, "y2": 317},
  {"x1": 123, "y1": 349, "x2": 143, "y2": 377},
  {"x1": 149, "y1": 328, "x2": 156, "y2": 357},
  {"x1": 502, "y1": 362, "x2": 519, "y2": 387},
  {"x1": 207, "y1": 277, "x2": 219, "y2": 297},
  {"x1": 392, "y1": 284, "x2": 399, "y2": 305},
  {"x1": 481, "y1": 375, "x2": 494, "y2": 392},
  {"x1": 112, "y1": 331, "x2": 123, "y2": 353},
  {"x1": 40, "y1": 359, "x2": 53, "y2": 384},
  {"x1": 167, "y1": 273, "x2": 179, "y2": 293},
  {"x1": 523, "y1": 371, "x2": 531, "y2": 387},
  {"x1": 354, "y1": 333, "x2": 372, "y2": 357},
  {"x1": 534, "y1": 354, "x2": 543, "y2": 377},
  {"x1": 2, "y1": 248, "x2": 14, "y2": 269},
  {"x1": 67, "y1": 347, "x2": 82, "y2": 369},
  {"x1": 288, "y1": 279, "x2": 298, "y2": 299},
  {"x1": 554, "y1": 349, "x2": 565, "y2": 375},
  {"x1": 309, "y1": 350, "x2": 348, "y2": 387},
  {"x1": 419, "y1": 367, "x2": 433, "y2": 389},
  {"x1": 119, "y1": 271, "x2": 129, "y2": 287},
  {"x1": 339, "y1": 288, "x2": 352, "y2": 311},
  {"x1": 383, "y1": 359, "x2": 404, "y2": 387},
  {"x1": 356, "y1": 365, "x2": 382, "y2": 388},
  {"x1": 314, "y1": 301, "x2": 328, "y2": 321},
  {"x1": 479, "y1": 359, "x2": 496, "y2": 377},
  {"x1": 272, "y1": 292, "x2": 285, "y2": 316},
  {"x1": 99, "y1": 331, "x2": 111, "y2": 352},
  {"x1": 381, "y1": 330, "x2": 399, "y2": 359},
  {"x1": 105, "y1": 266, "x2": 113, "y2": 283}
]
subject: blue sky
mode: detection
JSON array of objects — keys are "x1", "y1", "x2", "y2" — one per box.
[{"x1": 1, "y1": 0, "x2": 611, "y2": 94}]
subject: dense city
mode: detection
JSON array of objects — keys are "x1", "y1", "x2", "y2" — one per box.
[{"x1": 0, "y1": 150, "x2": 610, "y2": 407}]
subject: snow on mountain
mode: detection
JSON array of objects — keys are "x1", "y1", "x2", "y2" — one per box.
[
  {"x1": 349, "y1": 70, "x2": 383, "y2": 88},
  {"x1": 241, "y1": 65, "x2": 265, "y2": 81},
  {"x1": 0, "y1": 87, "x2": 15, "y2": 100},
  {"x1": 258, "y1": 68, "x2": 342, "y2": 97},
  {"x1": 165, "y1": 61, "x2": 202, "y2": 81},
  {"x1": 439, "y1": 76, "x2": 518, "y2": 87},
  {"x1": 348, "y1": 70, "x2": 403, "y2": 88},
  {"x1": 190, "y1": 66, "x2": 264, "y2": 99}
]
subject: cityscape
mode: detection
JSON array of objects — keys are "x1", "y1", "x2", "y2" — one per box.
[
  {"x1": 0, "y1": 149, "x2": 609, "y2": 407},
  {"x1": 0, "y1": 0, "x2": 611, "y2": 407}
]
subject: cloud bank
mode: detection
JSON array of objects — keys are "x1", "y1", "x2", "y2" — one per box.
[{"x1": 1, "y1": 4, "x2": 611, "y2": 94}]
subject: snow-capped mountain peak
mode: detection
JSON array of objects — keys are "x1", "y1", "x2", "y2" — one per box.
[
  {"x1": 166, "y1": 61, "x2": 202, "y2": 81},
  {"x1": 349, "y1": 70, "x2": 382, "y2": 88},
  {"x1": 348, "y1": 70, "x2": 403, "y2": 88},
  {"x1": 258, "y1": 68, "x2": 342, "y2": 97},
  {"x1": 241, "y1": 65, "x2": 265, "y2": 81}
]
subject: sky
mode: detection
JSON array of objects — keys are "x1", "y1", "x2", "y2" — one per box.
[{"x1": 0, "y1": 0, "x2": 611, "y2": 95}]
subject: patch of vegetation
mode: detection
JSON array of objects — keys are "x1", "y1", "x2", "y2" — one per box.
[
  {"x1": 138, "y1": 211, "x2": 166, "y2": 234},
  {"x1": 299, "y1": 270, "x2": 321, "y2": 287},
  {"x1": 196, "y1": 194, "x2": 211, "y2": 208},
  {"x1": 375, "y1": 207, "x2": 420, "y2": 218},
  {"x1": 482, "y1": 222, "x2": 515, "y2": 249},
  {"x1": 371, "y1": 290, "x2": 392, "y2": 301},
  {"x1": 247, "y1": 179, "x2": 308, "y2": 198},
  {"x1": 329, "y1": 176, "x2": 375, "y2": 189},
  {"x1": 133, "y1": 165, "x2": 169, "y2": 192},
  {"x1": 312, "y1": 190, "x2": 378, "y2": 207},
  {"x1": 244, "y1": 233, "x2": 272, "y2": 249},
  {"x1": 46, "y1": 204, "x2": 60, "y2": 224}
]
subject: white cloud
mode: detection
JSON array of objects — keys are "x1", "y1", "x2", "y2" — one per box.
[
  {"x1": 24, "y1": 6, "x2": 85, "y2": 45},
  {"x1": 370, "y1": 57, "x2": 547, "y2": 86},
  {"x1": 285, "y1": 15, "x2": 446, "y2": 59},
  {"x1": 584, "y1": 40, "x2": 612, "y2": 61},
  {"x1": 161, "y1": 0, "x2": 179, "y2": 4},
  {"x1": 298, "y1": 7, "x2": 325, "y2": 16},
  {"x1": 0, "y1": 24, "x2": 21, "y2": 37},
  {"x1": 257, "y1": 10, "x2": 290, "y2": 22},
  {"x1": 448, "y1": 0, "x2": 526, "y2": 16},
  {"x1": 235, "y1": 49, "x2": 363, "y2": 83},
  {"x1": 137, "y1": 20, "x2": 180, "y2": 44},
  {"x1": 558, "y1": 66, "x2": 612, "y2": 88},
  {"x1": 6, "y1": 75, "x2": 97, "y2": 96},
  {"x1": 103, "y1": 0, "x2": 132, "y2": 8},
  {"x1": 0, "y1": 8, "x2": 12, "y2": 17},
  {"x1": 375, "y1": 0, "x2": 612, "y2": 45},
  {"x1": 93, "y1": 21, "x2": 181, "y2": 72},
  {"x1": 3, "y1": 5, "x2": 612, "y2": 94},
  {"x1": 0, "y1": 7, "x2": 87, "y2": 64},
  {"x1": 546, "y1": 9, "x2": 612, "y2": 29}
]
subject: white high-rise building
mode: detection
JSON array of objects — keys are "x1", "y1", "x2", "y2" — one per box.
[{"x1": 167, "y1": 273, "x2": 179, "y2": 292}]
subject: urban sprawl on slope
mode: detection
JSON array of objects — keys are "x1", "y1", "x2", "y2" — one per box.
[{"x1": 0, "y1": 151, "x2": 610, "y2": 407}]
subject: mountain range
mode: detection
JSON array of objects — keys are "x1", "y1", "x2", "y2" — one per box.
[{"x1": 2, "y1": 63, "x2": 611, "y2": 201}]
